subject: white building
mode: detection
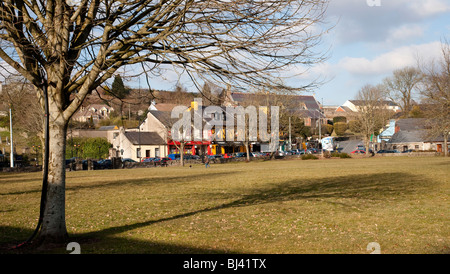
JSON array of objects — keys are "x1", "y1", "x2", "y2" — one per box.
[
  {"x1": 341, "y1": 100, "x2": 400, "y2": 112},
  {"x1": 109, "y1": 128, "x2": 168, "y2": 161}
]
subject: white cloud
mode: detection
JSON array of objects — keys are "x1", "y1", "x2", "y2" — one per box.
[
  {"x1": 409, "y1": 0, "x2": 450, "y2": 17},
  {"x1": 386, "y1": 24, "x2": 426, "y2": 44},
  {"x1": 326, "y1": 0, "x2": 450, "y2": 45},
  {"x1": 338, "y1": 41, "x2": 443, "y2": 75}
]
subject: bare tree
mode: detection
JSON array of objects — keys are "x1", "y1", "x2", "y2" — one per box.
[
  {"x1": 0, "y1": 0, "x2": 329, "y2": 245},
  {"x1": 419, "y1": 39, "x2": 450, "y2": 156},
  {"x1": 354, "y1": 84, "x2": 390, "y2": 156},
  {"x1": 382, "y1": 66, "x2": 423, "y2": 115},
  {"x1": 0, "y1": 76, "x2": 43, "y2": 138}
]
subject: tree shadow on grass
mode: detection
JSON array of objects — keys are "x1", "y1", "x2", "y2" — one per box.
[
  {"x1": 0, "y1": 171, "x2": 237, "y2": 196},
  {"x1": 0, "y1": 225, "x2": 235, "y2": 254},
  {"x1": 1, "y1": 172, "x2": 437, "y2": 254},
  {"x1": 79, "y1": 172, "x2": 431, "y2": 251}
]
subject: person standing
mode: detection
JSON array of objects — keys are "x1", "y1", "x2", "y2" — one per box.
[{"x1": 205, "y1": 156, "x2": 210, "y2": 168}]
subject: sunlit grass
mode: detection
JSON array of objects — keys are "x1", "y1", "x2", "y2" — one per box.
[{"x1": 1, "y1": 156, "x2": 449, "y2": 254}]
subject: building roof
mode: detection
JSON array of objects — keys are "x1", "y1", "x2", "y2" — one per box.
[
  {"x1": 389, "y1": 130, "x2": 427, "y2": 143},
  {"x1": 389, "y1": 129, "x2": 444, "y2": 143},
  {"x1": 98, "y1": 125, "x2": 119, "y2": 131},
  {"x1": 152, "y1": 103, "x2": 181, "y2": 112},
  {"x1": 349, "y1": 100, "x2": 398, "y2": 107},
  {"x1": 396, "y1": 118, "x2": 429, "y2": 131},
  {"x1": 124, "y1": 131, "x2": 166, "y2": 145},
  {"x1": 336, "y1": 106, "x2": 353, "y2": 112},
  {"x1": 229, "y1": 92, "x2": 321, "y2": 110},
  {"x1": 148, "y1": 110, "x2": 174, "y2": 128}
]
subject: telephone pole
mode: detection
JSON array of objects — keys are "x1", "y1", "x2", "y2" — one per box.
[{"x1": 9, "y1": 108, "x2": 14, "y2": 168}]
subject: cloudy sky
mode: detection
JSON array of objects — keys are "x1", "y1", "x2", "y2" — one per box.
[
  {"x1": 304, "y1": 0, "x2": 450, "y2": 106},
  {"x1": 1, "y1": 0, "x2": 448, "y2": 107},
  {"x1": 142, "y1": 0, "x2": 450, "y2": 106}
]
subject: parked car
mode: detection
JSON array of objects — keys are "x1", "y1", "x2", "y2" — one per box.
[
  {"x1": 208, "y1": 155, "x2": 224, "y2": 159},
  {"x1": 351, "y1": 150, "x2": 366, "y2": 154},
  {"x1": 81, "y1": 159, "x2": 100, "y2": 170},
  {"x1": 234, "y1": 152, "x2": 254, "y2": 158},
  {"x1": 377, "y1": 150, "x2": 400, "y2": 154},
  {"x1": 122, "y1": 158, "x2": 137, "y2": 163},
  {"x1": 307, "y1": 148, "x2": 319, "y2": 154},
  {"x1": 252, "y1": 152, "x2": 265, "y2": 157},
  {"x1": 168, "y1": 154, "x2": 180, "y2": 160},
  {"x1": 402, "y1": 149, "x2": 414, "y2": 153},
  {"x1": 223, "y1": 153, "x2": 234, "y2": 158},
  {"x1": 97, "y1": 159, "x2": 112, "y2": 169}
]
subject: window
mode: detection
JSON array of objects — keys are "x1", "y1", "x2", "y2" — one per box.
[
  {"x1": 136, "y1": 148, "x2": 141, "y2": 158},
  {"x1": 155, "y1": 148, "x2": 160, "y2": 157},
  {"x1": 415, "y1": 145, "x2": 419, "y2": 150}
]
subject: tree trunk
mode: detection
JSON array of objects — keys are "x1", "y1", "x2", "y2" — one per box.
[
  {"x1": 37, "y1": 121, "x2": 69, "y2": 245},
  {"x1": 444, "y1": 133, "x2": 448, "y2": 157},
  {"x1": 364, "y1": 138, "x2": 371, "y2": 158},
  {"x1": 244, "y1": 141, "x2": 250, "y2": 162},
  {"x1": 180, "y1": 142, "x2": 185, "y2": 166}
]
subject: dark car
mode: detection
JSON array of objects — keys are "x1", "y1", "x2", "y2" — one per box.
[
  {"x1": 208, "y1": 155, "x2": 224, "y2": 159},
  {"x1": 97, "y1": 159, "x2": 112, "y2": 169},
  {"x1": 184, "y1": 154, "x2": 200, "y2": 160},
  {"x1": 141, "y1": 157, "x2": 154, "y2": 162},
  {"x1": 122, "y1": 158, "x2": 137, "y2": 163},
  {"x1": 235, "y1": 152, "x2": 254, "y2": 158},
  {"x1": 81, "y1": 159, "x2": 100, "y2": 170}
]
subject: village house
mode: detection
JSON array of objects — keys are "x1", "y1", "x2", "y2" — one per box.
[
  {"x1": 377, "y1": 118, "x2": 447, "y2": 152},
  {"x1": 109, "y1": 128, "x2": 168, "y2": 161},
  {"x1": 72, "y1": 104, "x2": 115, "y2": 124}
]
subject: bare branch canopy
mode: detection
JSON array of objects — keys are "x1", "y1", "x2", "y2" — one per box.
[{"x1": 0, "y1": 0, "x2": 330, "y2": 244}]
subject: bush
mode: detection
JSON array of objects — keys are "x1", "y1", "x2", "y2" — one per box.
[
  {"x1": 331, "y1": 152, "x2": 351, "y2": 158},
  {"x1": 301, "y1": 154, "x2": 318, "y2": 160},
  {"x1": 333, "y1": 116, "x2": 347, "y2": 124},
  {"x1": 322, "y1": 151, "x2": 331, "y2": 158},
  {"x1": 325, "y1": 124, "x2": 334, "y2": 135},
  {"x1": 334, "y1": 122, "x2": 348, "y2": 136},
  {"x1": 348, "y1": 120, "x2": 361, "y2": 133}
]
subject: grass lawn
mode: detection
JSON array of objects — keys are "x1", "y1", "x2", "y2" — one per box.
[{"x1": 0, "y1": 156, "x2": 449, "y2": 254}]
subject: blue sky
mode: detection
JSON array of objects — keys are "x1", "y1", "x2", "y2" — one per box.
[
  {"x1": 304, "y1": 0, "x2": 450, "y2": 106},
  {"x1": 140, "y1": 0, "x2": 450, "y2": 106},
  {"x1": 1, "y1": 0, "x2": 448, "y2": 107}
]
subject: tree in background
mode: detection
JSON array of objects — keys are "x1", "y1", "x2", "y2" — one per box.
[
  {"x1": 108, "y1": 75, "x2": 131, "y2": 126},
  {"x1": 419, "y1": 39, "x2": 450, "y2": 157},
  {"x1": 0, "y1": 0, "x2": 329, "y2": 245},
  {"x1": 382, "y1": 66, "x2": 422, "y2": 115},
  {"x1": 354, "y1": 84, "x2": 390, "y2": 155},
  {"x1": 67, "y1": 137, "x2": 111, "y2": 159}
]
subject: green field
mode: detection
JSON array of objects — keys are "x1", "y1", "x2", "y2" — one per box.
[{"x1": 1, "y1": 156, "x2": 449, "y2": 254}]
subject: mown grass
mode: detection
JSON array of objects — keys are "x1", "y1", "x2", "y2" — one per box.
[{"x1": 0, "y1": 156, "x2": 449, "y2": 254}]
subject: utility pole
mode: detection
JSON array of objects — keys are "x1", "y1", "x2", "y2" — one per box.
[
  {"x1": 289, "y1": 116, "x2": 291, "y2": 151},
  {"x1": 9, "y1": 107, "x2": 14, "y2": 168}
]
